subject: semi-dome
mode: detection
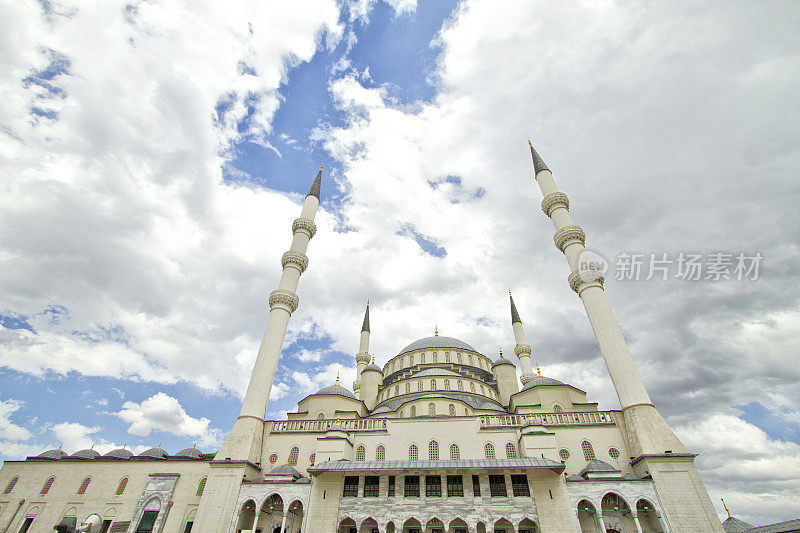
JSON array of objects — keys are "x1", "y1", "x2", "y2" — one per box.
[
  {"x1": 70, "y1": 449, "x2": 100, "y2": 460},
  {"x1": 103, "y1": 448, "x2": 133, "y2": 460},
  {"x1": 175, "y1": 447, "x2": 203, "y2": 459},
  {"x1": 363, "y1": 362, "x2": 382, "y2": 373},
  {"x1": 522, "y1": 375, "x2": 565, "y2": 389},
  {"x1": 410, "y1": 368, "x2": 460, "y2": 378},
  {"x1": 492, "y1": 357, "x2": 515, "y2": 367},
  {"x1": 138, "y1": 447, "x2": 168, "y2": 459},
  {"x1": 38, "y1": 449, "x2": 68, "y2": 460},
  {"x1": 397, "y1": 336, "x2": 477, "y2": 356},
  {"x1": 314, "y1": 384, "x2": 356, "y2": 399}
]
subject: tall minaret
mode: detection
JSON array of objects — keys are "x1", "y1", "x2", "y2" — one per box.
[
  {"x1": 215, "y1": 165, "x2": 322, "y2": 465},
  {"x1": 354, "y1": 301, "x2": 371, "y2": 397},
  {"x1": 528, "y1": 141, "x2": 723, "y2": 532},
  {"x1": 509, "y1": 291, "x2": 536, "y2": 385}
]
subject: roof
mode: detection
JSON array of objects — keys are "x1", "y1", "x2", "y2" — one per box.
[
  {"x1": 371, "y1": 391, "x2": 504, "y2": 415},
  {"x1": 269, "y1": 464, "x2": 302, "y2": 477},
  {"x1": 104, "y1": 448, "x2": 133, "y2": 460},
  {"x1": 743, "y1": 518, "x2": 800, "y2": 533},
  {"x1": 361, "y1": 302, "x2": 370, "y2": 332},
  {"x1": 510, "y1": 293, "x2": 522, "y2": 324},
  {"x1": 580, "y1": 459, "x2": 619, "y2": 475},
  {"x1": 724, "y1": 517, "x2": 756, "y2": 533},
  {"x1": 492, "y1": 357, "x2": 515, "y2": 367},
  {"x1": 37, "y1": 449, "x2": 68, "y2": 459},
  {"x1": 529, "y1": 141, "x2": 549, "y2": 174},
  {"x1": 410, "y1": 368, "x2": 460, "y2": 378},
  {"x1": 308, "y1": 457, "x2": 564, "y2": 474},
  {"x1": 138, "y1": 447, "x2": 168, "y2": 459},
  {"x1": 313, "y1": 384, "x2": 357, "y2": 399},
  {"x1": 71, "y1": 449, "x2": 100, "y2": 460},
  {"x1": 397, "y1": 336, "x2": 478, "y2": 356},
  {"x1": 363, "y1": 363, "x2": 382, "y2": 373},
  {"x1": 522, "y1": 376, "x2": 565, "y2": 389},
  {"x1": 307, "y1": 167, "x2": 322, "y2": 198},
  {"x1": 176, "y1": 447, "x2": 204, "y2": 459}
]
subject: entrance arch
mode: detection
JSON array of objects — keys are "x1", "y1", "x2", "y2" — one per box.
[
  {"x1": 236, "y1": 499, "x2": 257, "y2": 532},
  {"x1": 448, "y1": 517, "x2": 468, "y2": 533},
  {"x1": 601, "y1": 492, "x2": 636, "y2": 533},
  {"x1": 338, "y1": 516, "x2": 357, "y2": 533},
  {"x1": 401, "y1": 517, "x2": 421, "y2": 533},
  {"x1": 577, "y1": 499, "x2": 601, "y2": 533},
  {"x1": 637, "y1": 498, "x2": 665, "y2": 533}
]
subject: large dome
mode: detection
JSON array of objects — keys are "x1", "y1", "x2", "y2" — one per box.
[
  {"x1": 314, "y1": 384, "x2": 356, "y2": 399},
  {"x1": 397, "y1": 336, "x2": 477, "y2": 356},
  {"x1": 522, "y1": 375, "x2": 565, "y2": 389}
]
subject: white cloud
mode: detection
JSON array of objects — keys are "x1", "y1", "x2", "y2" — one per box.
[{"x1": 0, "y1": 398, "x2": 33, "y2": 441}]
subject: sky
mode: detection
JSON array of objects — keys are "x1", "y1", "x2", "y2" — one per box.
[{"x1": 1, "y1": 0, "x2": 799, "y2": 526}]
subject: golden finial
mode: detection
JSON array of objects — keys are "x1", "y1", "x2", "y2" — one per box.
[
  {"x1": 367, "y1": 298, "x2": 369, "y2": 305},
  {"x1": 320, "y1": 163, "x2": 323, "y2": 170},
  {"x1": 434, "y1": 325, "x2": 438, "y2": 337},
  {"x1": 528, "y1": 408, "x2": 533, "y2": 420},
  {"x1": 528, "y1": 139, "x2": 532, "y2": 146},
  {"x1": 536, "y1": 364, "x2": 542, "y2": 376},
  {"x1": 721, "y1": 499, "x2": 731, "y2": 519},
  {"x1": 371, "y1": 354, "x2": 375, "y2": 364},
  {"x1": 509, "y1": 289, "x2": 512, "y2": 296},
  {"x1": 336, "y1": 416, "x2": 341, "y2": 425},
  {"x1": 499, "y1": 347, "x2": 503, "y2": 356},
  {"x1": 335, "y1": 372, "x2": 339, "y2": 386}
]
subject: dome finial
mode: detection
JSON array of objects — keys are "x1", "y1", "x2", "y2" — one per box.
[
  {"x1": 536, "y1": 364, "x2": 542, "y2": 376},
  {"x1": 499, "y1": 346, "x2": 503, "y2": 356},
  {"x1": 528, "y1": 408, "x2": 533, "y2": 420},
  {"x1": 721, "y1": 498, "x2": 731, "y2": 519},
  {"x1": 335, "y1": 372, "x2": 339, "y2": 386},
  {"x1": 434, "y1": 325, "x2": 438, "y2": 337},
  {"x1": 371, "y1": 354, "x2": 375, "y2": 364}
]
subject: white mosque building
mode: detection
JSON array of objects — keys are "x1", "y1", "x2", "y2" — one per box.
[{"x1": 0, "y1": 145, "x2": 740, "y2": 533}]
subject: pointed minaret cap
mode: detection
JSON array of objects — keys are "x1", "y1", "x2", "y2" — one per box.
[
  {"x1": 509, "y1": 291, "x2": 522, "y2": 324},
  {"x1": 361, "y1": 300, "x2": 370, "y2": 333},
  {"x1": 528, "y1": 140, "x2": 549, "y2": 175},
  {"x1": 307, "y1": 164, "x2": 322, "y2": 199}
]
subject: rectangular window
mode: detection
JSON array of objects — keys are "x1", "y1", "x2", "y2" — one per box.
[
  {"x1": 18, "y1": 518, "x2": 34, "y2": 533},
  {"x1": 135, "y1": 511, "x2": 159, "y2": 533},
  {"x1": 181, "y1": 523, "x2": 193, "y2": 533},
  {"x1": 511, "y1": 474, "x2": 530, "y2": 496},
  {"x1": 489, "y1": 475, "x2": 507, "y2": 497},
  {"x1": 446, "y1": 475, "x2": 463, "y2": 497},
  {"x1": 363, "y1": 476, "x2": 379, "y2": 497},
  {"x1": 471, "y1": 475, "x2": 481, "y2": 496},
  {"x1": 342, "y1": 476, "x2": 359, "y2": 497},
  {"x1": 387, "y1": 475, "x2": 395, "y2": 497},
  {"x1": 100, "y1": 521, "x2": 113, "y2": 533},
  {"x1": 404, "y1": 475, "x2": 420, "y2": 497},
  {"x1": 425, "y1": 475, "x2": 442, "y2": 497}
]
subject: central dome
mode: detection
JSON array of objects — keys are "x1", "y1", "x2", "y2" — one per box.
[{"x1": 397, "y1": 336, "x2": 477, "y2": 356}]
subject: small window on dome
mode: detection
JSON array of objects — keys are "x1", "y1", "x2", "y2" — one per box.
[
  {"x1": 417, "y1": 381, "x2": 423, "y2": 392},
  {"x1": 553, "y1": 405, "x2": 563, "y2": 413},
  {"x1": 449, "y1": 404, "x2": 455, "y2": 416},
  {"x1": 480, "y1": 385, "x2": 485, "y2": 395},
  {"x1": 444, "y1": 380, "x2": 450, "y2": 391},
  {"x1": 445, "y1": 352, "x2": 450, "y2": 362},
  {"x1": 269, "y1": 453, "x2": 278, "y2": 464},
  {"x1": 433, "y1": 352, "x2": 438, "y2": 363},
  {"x1": 77, "y1": 476, "x2": 91, "y2": 495},
  {"x1": 431, "y1": 379, "x2": 437, "y2": 391},
  {"x1": 196, "y1": 477, "x2": 207, "y2": 496},
  {"x1": 470, "y1": 382, "x2": 476, "y2": 393},
  {"x1": 608, "y1": 447, "x2": 620, "y2": 459},
  {"x1": 410, "y1": 405, "x2": 416, "y2": 417},
  {"x1": 559, "y1": 449, "x2": 570, "y2": 461},
  {"x1": 468, "y1": 354, "x2": 474, "y2": 365},
  {"x1": 395, "y1": 385, "x2": 399, "y2": 396},
  {"x1": 457, "y1": 352, "x2": 462, "y2": 363},
  {"x1": 3, "y1": 476, "x2": 19, "y2": 494},
  {"x1": 421, "y1": 352, "x2": 426, "y2": 363},
  {"x1": 309, "y1": 453, "x2": 316, "y2": 465},
  {"x1": 457, "y1": 380, "x2": 463, "y2": 391},
  {"x1": 317, "y1": 412, "x2": 325, "y2": 420},
  {"x1": 410, "y1": 354, "x2": 414, "y2": 365},
  {"x1": 405, "y1": 382, "x2": 410, "y2": 394}
]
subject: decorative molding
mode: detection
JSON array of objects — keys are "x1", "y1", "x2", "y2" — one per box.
[
  {"x1": 541, "y1": 192, "x2": 570, "y2": 217},
  {"x1": 568, "y1": 270, "x2": 605, "y2": 295},
  {"x1": 291, "y1": 217, "x2": 317, "y2": 239},
  {"x1": 553, "y1": 225, "x2": 586, "y2": 252},
  {"x1": 269, "y1": 289, "x2": 300, "y2": 313},
  {"x1": 281, "y1": 251, "x2": 309, "y2": 273},
  {"x1": 514, "y1": 344, "x2": 532, "y2": 356},
  {"x1": 520, "y1": 373, "x2": 536, "y2": 385},
  {"x1": 355, "y1": 352, "x2": 371, "y2": 365}
]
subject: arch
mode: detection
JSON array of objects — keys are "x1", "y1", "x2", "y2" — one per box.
[
  {"x1": 449, "y1": 403, "x2": 456, "y2": 416},
  {"x1": 356, "y1": 445, "x2": 366, "y2": 461},
  {"x1": 3, "y1": 476, "x2": 19, "y2": 494},
  {"x1": 402, "y1": 517, "x2": 422, "y2": 530},
  {"x1": 553, "y1": 404, "x2": 563, "y2": 412},
  {"x1": 476, "y1": 520, "x2": 486, "y2": 533},
  {"x1": 261, "y1": 493, "x2": 284, "y2": 513},
  {"x1": 577, "y1": 499, "x2": 599, "y2": 533},
  {"x1": 411, "y1": 405, "x2": 417, "y2": 417},
  {"x1": 428, "y1": 403, "x2": 436, "y2": 416},
  {"x1": 115, "y1": 476, "x2": 128, "y2": 495},
  {"x1": 63, "y1": 507, "x2": 78, "y2": 517},
  {"x1": 386, "y1": 521, "x2": 396, "y2": 533},
  {"x1": 376, "y1": 445, "x2": 385, "y2": 461},
  {"x1": 601, "y1": 492, "x2": 636, "y2": 533},
  {"x1": 317, "y1": 412, "x2": 325, "y2": 419},
  {"x1": 457, "y1": 380, "x2": 463, "y2": 391},
  {"x1": 426, "y1": 517, "x2": 445, "y2": 531},
  {"x1": 77, "y1": 476, "x2": 91, "y2": 495},
  {"x1": 40, "y1": 476, "x2": 55, "y2": 495},
  {"x1": 431, "y1": 379, "x2": 437, "y2": 391},
  {"x1": 288, "y1": 446, "x2": 299, "y2": 465},
  {"x1": 505, "y1": 442, "x2": 517, "y2": 459},
  {"x1": 494, "y1": 518, "x2": 513, "y2": 530},
  {"x1": 637, "y1": 498, "x2": 666, "y2": 532},
  {"x1": 143, "y1": 496, "x2": 162, "y2": 511},
  {"x1": 450, "y1": 443, "x2": 460, "y2": 460},
  {"x1": 519, "y1": 517, "x2": 537, "y2": 532},
  {"x1": 409, "y1": 443, "x2": 419, "y2": 461},
  {"x1": 25, "y1": 506, "x2": 39, "y2": 517},
  {"x1": 359, "y1": 516, "x2": 378, "y2": 533},
  {"x1": 484, "y1": 442, "x2": 495, "y2": 459},
  {"x1": 196, "y1": 477, "x2": 207, "y2": 496},
  {"x1": 237, "y1": 499, "x2": 256, "y2": 533},
  {"x1": 309, "y1": 453, "x2": 316, "y2": 465},
  {"x1": 104, "y1": 507, "x2": 117, "y2": 518},
  {"x1": 429, "y1": 440, "x2": 439, "y2": 460},
  {"x1": 269, "y1": 453, "x2": 278, "y2": 464},
  {"x1": 449, "y1": 517, "x2": 468, "y2": 533},
  {"x1": 581, "y1": 440, "x2": 596, "y2": 460}
]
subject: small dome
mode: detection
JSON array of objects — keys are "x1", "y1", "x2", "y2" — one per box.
[
  {"x1": 492, "y1": 357, "x2": 515, "y2": 367},
  {"x1": 722, "y1": 517, "x2": 755, "y2": 533},
  {"x1": 175, "y1": 447, "x2": 203, "y2": 459},
  {"x1": 363, "y1": 363, "x2": 382, "y2": 373},
  {"x1": 70, "y1": 449, "x2": 100, "y2": 460},
  {"x1": 410, "y1": 368, "x2": 460, "y2": 378},
  {"x1": 38, "y1": 449, "x2": 68, "y2": 460},
  {"x1": 397, "y1": 336, "x2": 478, "y2": 356},
  {"x1": 138, "y1": 447, "x2": 168, "y2": 459},
  {"x1": 269, "y1": 464, "x2": 301, "y2": 477},
  {"x1": 566, "y1": 474, "x2": 584, "y2": 481},
  {"x1": 314, "y1": 384, "x2": 356, "y2": 399},
  {"x1": 522, "y1": 375, "x2": 565, "y2": 389},
  {"x1": 579, "y1": 459, "x2": 620, "y2": 478},
  {"x1": 103, "y1": 448, "x2": 133, "y2": 460},
  {"x1": 295, "y1": 477, "x2": 311, "y2": 484}
]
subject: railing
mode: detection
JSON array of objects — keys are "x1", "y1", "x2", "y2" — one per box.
[
  {"x1": 269, "y1": 418, "x2": 389, "y2": 433},
  {"x1": 479, "y1": 411, "x2": 616, "y2": 428}
]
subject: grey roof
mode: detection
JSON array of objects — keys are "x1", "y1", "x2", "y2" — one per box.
[
  {"x1": 579, "y1": 460, "x2": 621, "y2": 478},
  {"x1": 492, "y1": 357, "x2": 515, "y2": 367},
  {"x1": 723, "y1": 517, "x2": 756, "y2": 533},
  {"x1": 37, "y1": 449, "x2": 68, "y2": 459},
  {"x1": 176, "y1": 447, "x2": 204, "y2": 459},
  {"x1": 510, "y1": 293, "x2": 522, "y2": 324},
  {"x1": 410, "y1": 368, "x2": 460, "y2": 378},
  {"x1": 397, "y1": 336, "x2": 478, "y2": 356},
  {"x1": 269, "y1": 464, "x2": 301, "y2": 477},
  {"x1": 295, "y1": 477, "x2": 311, "y2": 484},
  {"x1": 308, "y1": 457, "x2": 564, "y2": 474},
  {"x1": 103, "y1": 448, "x2": 133, "y2": 460},
  {"x1": 313, "y1": 384, "x2": 357, "y2": 399},
  {"x1": 371, "y1": 391, "x2": 504, "y2": 415},
  {"x1": 138, "y1": 447, "x2": 168, "y2": 459},
  {"x1": 529, "y1": 142, "x2": 549, "y2": 174},
  {"x1": 307, "y1": 166, "x2": 322, "y2": 198},
  {"x1": 363, "y1": 363, "x2": 382, "y2": 373},
  {"x1": 522, "y1": 375, "x2": 565, "y2": 389},
  {"x1": 70, "y1": 448, "x2": 100, "y2": 460},
  {"x1": 566, "y1": 474, "x2": 585, "y2": 481},
  {"x1": 361, "y1": 302, "x2": 370, "y2": 332},
  {"x1": 743, "y1": 518, "x2": 800, "y2": 533}
]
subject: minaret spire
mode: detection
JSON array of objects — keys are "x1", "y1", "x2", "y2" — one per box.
[
  {"x1": 307, "y1": 164, "x2": 322, "y2": 198},
  {"x1": 354, "y1": 299, "x2": 371, "y2": 398},
  {"x1": 509, "y1": 291, "x2": 536, "y2": 385}
]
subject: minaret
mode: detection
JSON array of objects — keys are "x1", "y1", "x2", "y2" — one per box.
[
  {"x1": 354, "y1": 300, "x2": 371, "y2": 398},
  {"x1": 528, "y1": 141, "x2": 723, "y2": 532},
  {"x1": 509, "y1": 291, "x2": 536, "y2": 385},
  {"x1": 215, "y1": 165, "x2": 322, "y2": 465}
]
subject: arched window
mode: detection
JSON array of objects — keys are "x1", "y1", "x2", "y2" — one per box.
[
  {"x1": 356, "y1": 445, "x2": 366, "y2": 461},
  {"x1": 4, "y1": 476, "x2": 19, "y2": 494},
  {"x1": 317, "y1": 412, "x2": 325, "y2": 420},
  {"x1": 553, "y1": 405, "x2": 563, "y2": 413},
  {"x1": 457, "y1": 380, "x2": 463, "y2": 391},
  {"x1": 395, "y1": 385, "x2": 399, "y2": 396},
  {"x1": 484, "y1": 443, "x2": 495, "y2": 459},
  {"x1": 608, "y1": 447, "x2": 620, "y2": 459},
  {"x1": 457, "y1": 353, "x2": 462, "y2": 363},
  {"x1": 409, "y1": 444, "x2": 419, "y2": 461},
  {"x1": 288, "y1": 446, "x2": 300, "y2": 465},
  {"x1": 405, "y1": 382, "x2": 410, "y2": 394},
  {"x1": 77, "y1": 477, "x2": 91, "y2": 495},
  {"x1": 410, "y1": 405, "x2": 416, "y2": 417},
  {"x1": 376, "y1": 445, "x2": 385, "y2": 461},
  {"x1": 448, "y1": 404, "x2": 455, "y2": 416},
  {"x1": 429, "y1": 440, "x2": 439, "y2": 460},
  {"x1": 468, "y1": 354, "x2": 474, "y2": 365},
  {"x1": 40, "y1": 476, "x2": 55, "y2": 495},
  {"x1": 417, "y1": 380, "x2": 423, "y2": 391},
  {"x1": 431, "y1": 379, "x2": 437, "y2": 391},
  {"x1": 309, "y1": 453, "x2": 315, "y2": 465},
  {"x1": 196, "y1": 477, "x2": 207, "y2": 496},
  {"x1": 444, "y1": 380, "x2": 450, "y2": 391},
  {"x1": 409, "y1": 354, "x2": 414, "y2": 365},
  {"x1": 421, "y1": 352, "x2": 426, "y2": 363},
  {"x1": 559, "y1": 448, "x2": 570, "y2": 461},
  {"x1": 470, "y1": 382, "x2": 476, "y2": 393},
  {"x1": 445, "y1": 352, "x2": 451, "y2": 362},
  {"x1": 581, "y1": 440, "x2": 596, "y2": 461},
  {"x1": 428, "y1": 403, "x2": 436, "y2": 416},
  {"x1": 399, "y1": 409, "x2": 404, "y2": 418},
  {"x1": 433, "y1": 352, "x2": 438, "y2": 363},
  {"x1": 480, "y1": 385, "x2": 485, "y2": 395},
  {"x1": 269, "y1": 453, "x2": 278, "y2": 464},
  {"x1": 505, "y1": 443, "x2": 517, "y2": 459},
  {"x1": 450, "y1": 444, "x2": 460, "y2": 460}
]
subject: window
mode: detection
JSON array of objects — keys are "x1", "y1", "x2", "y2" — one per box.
[
  {"x1": 445, "y1": 352, "x2": 451, "y2": 362},
  {"x1": 387, "y1": 475, "x2": 395, "y2": 497},
  {"x1": 425, "y1": 475, "x2": 442, "y2": 497},
  {"x1": 471, "y1": 475, "x2": 481, "y2": 496},
  {"x1": 405, "y1": 382, "x2": 410, "y2": 394},
  {"x1": 480, "y1": 385, "x2": 485, "y2": 395},
  {"x1": 511, "y1": 475, "x2": 530, "y2": 496},
  {"x1": 409, "y1": 444, "x2": 419, "y2": 461},
  {"x1": 433, "y1": 352, "x2": 438, "y2": 363},
  {"x1": 395, "y1": 385, "x2": 399, "y2": 396},
  {"x1": 581, "y1": 440, "x2": 596, "y2": 461},
  {"x1": 448, "y1": 404, "x2": 455, "y2": 416},
  {"x1": 553, "y1": 405, "x2": 563, "y2": 412},
  {"x1": 77, "y1": 476, "x2": 91, "y2": 495},
  {"x1": 3, "y1": 476, "x2": 18, "y2": 494},
  {"x1": 417, "y1": 381, "x2": 423, "y2": 392},
  {"x1": 342, "y1": 476, "x2": 359, "y2": 497},
  {"x1": 484, "y1": 443, "x2": 495, "y2": 459},
  {"x1": 457, "y1": 353, "x2": 462, "y2": 363},
  {"x1": 409, "y1": 354, "x2": 414, "y2": 365},
  {"x1": 18, "y1": 518, "x2": 34, "y2": 533},
  {"x1": 421, "y1": 352, "x2": 426, "y2": 363},
  {"x1": 468, "y1": 354, "x2": 474, "y2": 365},
  {"x1": 288, "y1": 446, "x2": 299, "y2": 465},
  {"x1": 317, "y1": 412, "x2": 325, "y2": 419},
  {"x1": 40, "y1": 476, "x2": 55, "y2": 495},
  {"x1": 411, "y1": 405, "x2": 416, "y2": 417},
  {"x1": 309, "y1": 453, "x2": 315, "y2": 465},
  {"x1": 399, "y1": 410, "x2": 404, "y2": 418},
  {"x1": 364, "y1": 476, "x2": 379, "y2": 497},
  {"x1": 356, "y1": 445, "x2": 366, "y2": 461},
  {"x1": 376, "y1": 445, "x2": 385, "y2": 461},
  {"x1": 268, "y1": 453, "x2": 278, "y2": 464},
  {"x1": 428, "y1": 440, "x2": 439, "y2": 460},
  {"x1": 470, "y1": 382, "x2": 475, "y2": 393},
  {"x1": 182, "y1": 522, "x2": 193, "y2": 533},
  {"x1": 400, "y1": 356, "x2": 405, "y2": 367},
  {"x1": 115, "y1": 477, "x2": 129, "y2": 495},
  {"x1": 489, "y1": 475, "x2": 507, "y2": 497},
  {"x1": 559, "y1": 449, "x2": 570, "y2": 461},
  {"x1": 457, "y1": 380, "x2": 463, "y2": 391},
  {"x1": 447, "y1": 475, "x2": 463, "y2": 496},
  {"x1": 135, "y1": 510, "x2": 159, "y2": 533},
  {"x1": 431, "y1": 379, "x2": 437, "y2": 391},
  {"x1": 505, "y1": 442, "x2": 517, "y2": 459},
  {"x1": 404, "y1": 475, "x2": 420, "y2": 497},
  {"x1": 444, "y1": 380, "x2": 450, "y2": 391},
  {"x1": 196, "y1": 477, "x2": 207, "y2": 496},
  {"x1": 609, "y1": 447, "x2": 620, "y2": 459},
  {"x1": 450, "y1": 443, "x2": 460, "y2": 460},
  {"x1": 428, "y1": 403, "x2": 436, "y2": 416}
]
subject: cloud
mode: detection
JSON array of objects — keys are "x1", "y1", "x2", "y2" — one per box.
[
  {"x1": 0, "y1": 398, "x2": 33, "y2": 441},
  {"x1": 114, "y1": 392, "x2": 223, "y2": 447}
]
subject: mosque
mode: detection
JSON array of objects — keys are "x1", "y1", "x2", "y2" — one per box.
[{"x1": 2, "y1": 144, "x2": 783, "y2": 532}]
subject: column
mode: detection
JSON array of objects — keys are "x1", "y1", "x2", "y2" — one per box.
[
  {"x1": 280, "y1": 512, "x2": 288, "y2": 533},
  {"x1": 632, "y1": 514, "x2": 644, "y2": 533}
]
